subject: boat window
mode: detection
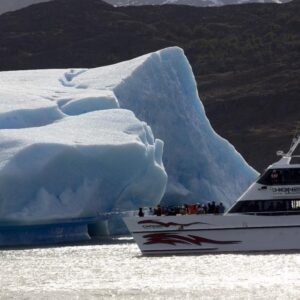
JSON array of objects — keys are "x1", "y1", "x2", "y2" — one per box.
[
  {"x1": 258, "y1": 168, "x2": 300, "y2": 185},
  {"x1": 228, "y1": 199, "x2": 300, "y2": 215},
  {"x1": 229, "y1": 201, "x2": 260, "y2": 213},
  {"x1": 291, "y1": 200, "x2": 300, "y2": 209},
  {"x1": 289, "y1": 169, "x2": 300, "y2": 184}
]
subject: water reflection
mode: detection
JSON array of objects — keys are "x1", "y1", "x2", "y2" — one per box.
[{"x1": 1, "y1": 241, "x2": 300, "y2": 299}]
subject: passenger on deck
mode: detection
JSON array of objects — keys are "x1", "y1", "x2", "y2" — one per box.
[
  {"x1": 180, "y1": 205, "x2": 187, "y2": 215},
  {"x1": 215, "y1": 204, "x2": 220, "y2": 214},
  {"x1": 219, "y1": 202, "x2": 225, "y2": 214},
  {"x1": 208, "y1": 202, "x2": 216, "y2": 214},
  {"x1": 188, "y1": 204, "x2": 198, "y2": 214},
  {"x1": 207, "y1": 202, "x2": 212, "y2": 213},
  {"x1": 197, "y1": 204, "x2": 205, "y2": 214},
  {"x1": 154, "y1": 205, "x2": 162, "y2": 216},
  {"x1": 138, "y1": 207, "x2": 144, "y2": 217},
  {"x1": 211, "y1": 201, "x2": 216, "y2": 213}
]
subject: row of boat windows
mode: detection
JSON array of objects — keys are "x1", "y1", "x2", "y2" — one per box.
[
  {"x1": 229, "y1": 199, "x2": 300, "y2": 214},
  {"x1": 257, "y1": 168, "x2": 300, "y2": 186}
]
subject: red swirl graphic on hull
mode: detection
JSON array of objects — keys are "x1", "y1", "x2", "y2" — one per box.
[
  {"x1": 143, "y1": 233, "x2": 241, "y2": 246},
  {"x1": 138, "y1": 220, "x2": 209, "y2": 227}
]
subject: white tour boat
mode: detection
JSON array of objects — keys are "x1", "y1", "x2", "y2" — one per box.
[{"x1": 124, "y1": 134, "x2": 300, "y2": 255}]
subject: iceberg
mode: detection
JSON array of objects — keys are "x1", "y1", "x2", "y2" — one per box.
[
  {"x1": 0, "y1": 47, "x2": 257, "y2": 242},
  {"x1": 0, "y1": 70, "x2": 167, "y2": 238},
  {"x1": 62, "y1": 47, "x2": 258, "y2": 205},
  {"x1": 0, "y1": 110, "x2": 166, "y2": 222}
]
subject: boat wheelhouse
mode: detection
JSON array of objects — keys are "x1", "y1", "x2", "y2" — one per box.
[{"x1": 227, "y1": 135, "x2": 300, "y2": 216}]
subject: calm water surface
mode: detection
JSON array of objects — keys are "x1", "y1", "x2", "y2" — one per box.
[{"x1": 1, "y1": 239, "x2": 300, "y2": 299}]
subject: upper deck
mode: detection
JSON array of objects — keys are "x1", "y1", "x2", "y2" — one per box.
[{"x1": 227, "y1": 134, "x2": 300, "y2": 215}]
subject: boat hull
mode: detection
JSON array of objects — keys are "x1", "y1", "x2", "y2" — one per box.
[{"x1": 123, "y1": 215, "x2": 300, "y2": 255}]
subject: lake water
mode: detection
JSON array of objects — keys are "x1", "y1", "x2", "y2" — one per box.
[{"x1": 1, "y1": 238, "x2": 300, "y2": 299}]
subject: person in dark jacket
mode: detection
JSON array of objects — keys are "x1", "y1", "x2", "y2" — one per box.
[{"x1": 138, "y1": 207, "x2": 144, "y2": 217}]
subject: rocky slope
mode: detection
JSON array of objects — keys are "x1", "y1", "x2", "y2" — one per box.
[{"x1": 0, "y1": 0, "x2": 291, "y2": 16}]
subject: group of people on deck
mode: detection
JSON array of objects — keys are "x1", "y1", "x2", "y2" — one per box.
[{"x1": 138, "y1": 201, "x2": 225, "y2": 217}]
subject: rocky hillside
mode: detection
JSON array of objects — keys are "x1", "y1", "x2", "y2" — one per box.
[
  {"x1": 105, "y1": 0, "x2": 291, "y2": 7},
  {"x1": 0, "y1": 0, "x2": 299, "y2": 171},
  {"x1": 0, "y1": 0, "x2": 291, "y2": 15}
]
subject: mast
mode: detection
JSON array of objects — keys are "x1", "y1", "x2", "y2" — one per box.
[
  {"x1": 275, "y1": 133, "x2": 300, "y2": 165},
  {"x1": 287, "y1": 133, "x2": 300, "y2": 157}
]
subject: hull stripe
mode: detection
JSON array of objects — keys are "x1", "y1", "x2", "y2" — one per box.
[
  {"x1": 131, "y1": 224, "x2": 300, "y2": 234},
  {"x1": 143, "y1": 232, "x2": 240, "y2": 246}
]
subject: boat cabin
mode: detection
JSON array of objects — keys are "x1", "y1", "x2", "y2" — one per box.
[{"x1": 228, "y1": 134, "x2": 300, "y2": 216}]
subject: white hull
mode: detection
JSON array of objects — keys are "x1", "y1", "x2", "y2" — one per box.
[{"x1": 123, "y1": 215, "x2": 300, "y2": 255}]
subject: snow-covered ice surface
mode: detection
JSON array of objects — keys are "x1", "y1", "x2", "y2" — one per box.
[
  {"x1": 0, "y1": 70, "x2": 167, "y2": 225},
  {"x1": 0, "y1": 47, "x2": 257, "y2": 230},
  {"x1": 0, "y1": 110, "x2": 166, "y2": 222},
  {"x1": 65, "y1": 47, "x2": 257, "y2": 205}
]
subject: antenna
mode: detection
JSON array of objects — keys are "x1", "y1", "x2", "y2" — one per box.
[
  {"x1": 289, "y1": 124, "x2": 300, "y2": 152},
  {"x1": 277, "y1": 127, "x2": 300, "y2": 158},
  {"x1": 286, "y1": 132, "x2": 300, "y2": 157}
]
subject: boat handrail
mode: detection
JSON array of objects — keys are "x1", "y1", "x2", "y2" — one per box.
[{"x1": 236, "y1": 210, "x2": 300, "y2": 216}]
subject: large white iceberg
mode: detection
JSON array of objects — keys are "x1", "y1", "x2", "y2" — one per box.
[
  {"x1": 0, "y1": 110, "x2": 166, "y2": 222},
  {"x1": 0, "y1": 47, "x2": 257, "y2": 236},
  {"x1": 0, "y1": 70, "x2": 167, "y2": 225},
  {"x1": 61, "y1": 47, "x2": 258, "y2": 205}
]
